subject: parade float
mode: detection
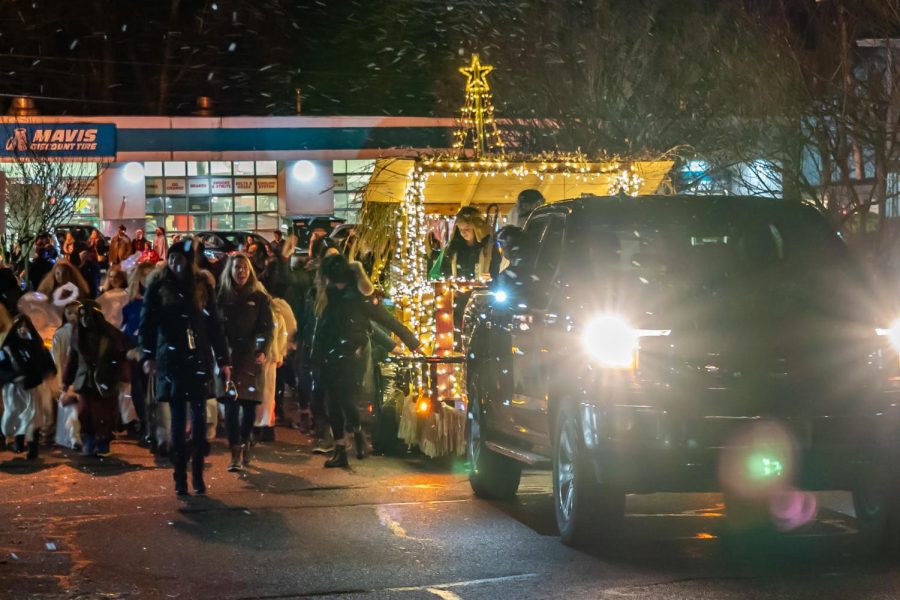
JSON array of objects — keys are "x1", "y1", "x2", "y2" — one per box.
[{"x1": 355, "y1": 55, "x2": 674, "y2": 458}]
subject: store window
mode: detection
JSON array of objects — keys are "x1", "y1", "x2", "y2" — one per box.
[
  {"x1": 331, "y1": 159, "x2": 375, "y2": 222},
  {"x1": 210, "y1": 161, "x2": 231, "y2": 175},
  {"x1": 164, "y1": 162, "x2": 186, "y2": 177},
  {"x1": 144, "y1": 161, "x2": 283, "y2": 235},
  {"x1": 73, "y1": 197, "x2": 99, "y2": 216},
  {"x1": 0, "y1": 162, "x2": 100, "y2": 226}
]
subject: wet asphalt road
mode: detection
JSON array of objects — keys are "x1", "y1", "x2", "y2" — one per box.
[{"x1": 1, "y1": 426, "x2": 900, "y2": 600}]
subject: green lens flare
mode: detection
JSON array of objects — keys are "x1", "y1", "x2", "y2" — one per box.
[{"x1": 746, "y1": 453, "x2": 784, "y2": 480}]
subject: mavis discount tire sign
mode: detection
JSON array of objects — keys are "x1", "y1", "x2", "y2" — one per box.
[{"x1": 1, "y1": 123, "x2": 116, "y2": 159}]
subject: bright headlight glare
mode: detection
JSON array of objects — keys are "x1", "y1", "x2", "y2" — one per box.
[
  {"x1": 876, "y1": 319, "x2": 900, "y2": 351},
  {"x1": 581, "y1": 315, "x2": 640, "y2": 368}
]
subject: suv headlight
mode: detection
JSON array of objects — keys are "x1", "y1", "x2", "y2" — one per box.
[
  {"x1": 581, "y1": 314, "x2": 670, "y2": 369},
  {"x1": 581, "y1": 315, "x2": 638, "y2": 369},
  {"x1": 876, "y1": 319, "x2": 900, "y2": 351}
]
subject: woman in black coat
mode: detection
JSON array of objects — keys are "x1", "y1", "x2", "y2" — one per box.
[
  {"x1": 140, "y1": 239, "x2": 231, "y2": 496},
  {"x1": 313, "y1": 254, "x2": 421, "y2": 468},
  {"x1": 216, "y1": 253, "x2": 273, "y2": 471}
]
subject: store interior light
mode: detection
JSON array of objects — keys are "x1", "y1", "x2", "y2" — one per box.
[
  {"x1": 293, "y1": 160, "x2": 316, "y2": 182},
  {"x1": 123, "y1": 162, "x2": 144, "y2": 183}
]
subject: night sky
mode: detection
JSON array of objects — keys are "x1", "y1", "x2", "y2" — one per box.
[{"x1": 0, "y1": 0, "x2": 883, "y2": 126}]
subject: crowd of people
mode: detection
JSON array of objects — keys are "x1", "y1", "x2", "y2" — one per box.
[
  {"x1": 0, "y1": 221, "x2": 422, "y2": 497},
  {"x1": 0, "y1": 188, "x2": 543, "y2": 497}
]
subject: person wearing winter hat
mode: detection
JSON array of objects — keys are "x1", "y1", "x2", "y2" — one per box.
[
  {"x1": 312, "y1": 254, "x2": 420, "y2": 467},
  {"x1": 132, "y1": 229, "x2": 151, "y2": 254},
  {"x1": 140, "y1": 238, "x2": 231, "y2": 496},
  {"x1": 508, "y1": 188, "x2": 545, "y2": 227}
]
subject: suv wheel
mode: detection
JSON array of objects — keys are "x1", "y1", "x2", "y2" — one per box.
[
  {"x1": 553, "y1": 403, "x2": 624, "y2": 547},
  {"x1": 466, "y1": 400, "x2": 521, "y2": 500}
]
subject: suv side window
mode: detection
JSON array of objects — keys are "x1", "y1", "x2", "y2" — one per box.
[
  {"x1": 199, "y1": 233, "x2": 222, "y2": 248},
  {"x1": 519, "y1": 214, "x2": 565, "y2": 308}
]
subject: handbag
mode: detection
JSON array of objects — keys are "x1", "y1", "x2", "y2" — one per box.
[{"x1": 216, "y1": 378, "x2": 239, "y2": 403}]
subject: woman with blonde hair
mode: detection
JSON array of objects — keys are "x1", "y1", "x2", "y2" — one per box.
[
  {"x1": 216, "y1": 253, "x2": 273, "y2": 471},
  {"x1": 96, "y1": 266, "x2": 129, "y2": 329},
  {"x1": 37, "y1": 261, "x2": 90, "y2": 302},
  {"x1": 439, "y1": 206, "x2": 494, "y2": 279},
  {"x1": 255, "y1": 296, "x2": 296, "y2": 439}
]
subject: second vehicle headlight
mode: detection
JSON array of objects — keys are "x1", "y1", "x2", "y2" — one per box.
[{"x1": 877, "y1": 319, "x2": 900, "y2": 351}]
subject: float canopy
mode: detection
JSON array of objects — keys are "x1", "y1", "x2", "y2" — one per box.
[{"x1": 362, "y1": 158, "x2": 674, "y2": 214}]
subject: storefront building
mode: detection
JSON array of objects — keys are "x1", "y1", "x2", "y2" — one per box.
[{"x1": 0, "y1": 115, "x2": 455, "y2": 238}]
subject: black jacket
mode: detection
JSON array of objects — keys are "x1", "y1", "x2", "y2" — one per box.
[
  {"x1": 0, "y1": 316, "x2": 56, "y2": 389},
  {"x1": 217, "y1": 286, "x2": 273, "y2": 402},
  {"x1": 0, "y1": 268, "x2": 21, "y2": 315},
  {"x1": 312, "y1": 286, "x2": 419, "y2": 376},
  {"x1": 63, "y1": 321, "x2": 128, "y2": 398},
  {"x1": 140, "y1": 267, "x2": 230, "y2": 402}
]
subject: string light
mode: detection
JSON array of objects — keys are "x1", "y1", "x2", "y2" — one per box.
[
  {"x1": 382, "y1": 54, "x2": 662, "y2": 413},
  {"x1": 609, "y1": 165, "x2": 644, "y2": 196}
]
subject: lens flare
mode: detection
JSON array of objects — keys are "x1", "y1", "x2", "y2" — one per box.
[
  {"x1": 876, "y1": 319, "x2": 900, "y2": 351},
  {"x1": 719, "y1": 420, "x2": 796, "y2": 501},
  {"x1": 769, "y1": 488, "x2": 818, "y2": 531},
  {"x1": 581, "y1": 314, "x2": 639, "y2": 368}
]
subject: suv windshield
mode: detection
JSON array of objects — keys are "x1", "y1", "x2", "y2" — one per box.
[{"x1": 568, "y1": 201, "x2": 869, "y2": 327}]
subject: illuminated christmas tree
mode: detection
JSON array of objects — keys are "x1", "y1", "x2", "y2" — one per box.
[{"x1": 453, "y1": 54, "x2": 505, "y2": 158}]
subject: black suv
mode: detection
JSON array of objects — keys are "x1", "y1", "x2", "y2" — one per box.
[
  {"x1": 464, "y1": 195, "x2": 900, "y2": 546},
  {"x1": 196, "y1": 231, "x2": 269, "y2": 261},
  {"x1": 54, "y1": 223, "x2": 107, "y2": 248}
]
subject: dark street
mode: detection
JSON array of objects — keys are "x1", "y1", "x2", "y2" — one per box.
[
  {"x1": 3, "y1": 1, "x2": 900, "y2": 598},
  {"x1": 0, "y1": 427, "x2": 895, "y2": 600}
]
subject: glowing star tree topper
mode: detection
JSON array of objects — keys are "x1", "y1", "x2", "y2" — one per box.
[{"x1": 454, "y1": 54, "x2": 505, "y2": 159}]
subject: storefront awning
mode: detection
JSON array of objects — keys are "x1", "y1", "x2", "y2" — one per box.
[{"x1": 362, "y1": 158, "x2": 674, "y2": 213}]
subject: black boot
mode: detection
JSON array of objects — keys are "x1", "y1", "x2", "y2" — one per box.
[
  {"x1": 13, "y1": 434, "x2": 25, "y2": 454},
  {"x1": 191, "y1": 446, "x2": 206, "y2": 495},
  {"x1": 241, "y1": 443, "x2": 252, "y2": 467},
  {"x1": 353, "y1": 429, "x2": 366, "y2": 460},
  {"x1": 26, "y1": 432, "x2": 39, "y2": 460},
  {"x1": 192, "y1": 472, "x2": 206, "y2": 495},
  {"x1": 227, "y1": 445, "x2": 243, "y2": 472},
  {"x1": 324, "y1": 444, "x2": 348, "y2": 468},
  {"x1": 173, "y1": 450, "x2": 189, "y2": 496},
  {"x1": 173, "y1": 470, "x2": 189, "y2": 496}
]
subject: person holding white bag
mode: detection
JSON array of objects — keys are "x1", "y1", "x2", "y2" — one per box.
[
  {"x1": 255, "y1": 297, "x2": 296, "y2": 441},
  {"x1": 51, "y1": 302, "x2": 80, "y2": 450}
]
